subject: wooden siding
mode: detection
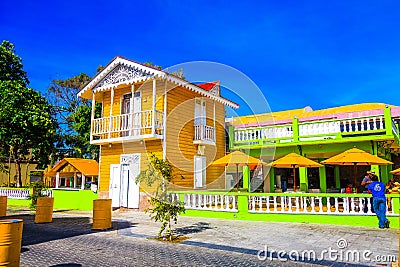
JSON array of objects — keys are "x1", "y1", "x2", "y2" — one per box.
[
  {"x1": 95, "y1": 79, "x2": 227, "y2": 194},
  {"x1": 165, "y1": 86, "x2": 226, "y2": 189},
  {"x1": 98, "y1": 140, "x2": 163, "y2": 194}
]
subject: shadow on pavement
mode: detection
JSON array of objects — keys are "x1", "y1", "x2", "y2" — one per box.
[
  {"x1": 180, "y1": 240, "x2": 373, "y2": 267},
  {"x1": 174, "y1": 222, "x2": 213, "y2": 235},
  {"x1": 53, "y1": 209, "x2": 75, "y2": 213},
  {"x1": 1, "y1": 214, "x2": 131, "y2": 250}
]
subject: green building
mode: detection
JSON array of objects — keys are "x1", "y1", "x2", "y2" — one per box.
[{"x1": 227, "y1": 103, "x2": 400, "y2": 193}]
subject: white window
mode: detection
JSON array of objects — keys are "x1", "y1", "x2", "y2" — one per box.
[
  {"x1": 194, "y1": 156, "x2": 206, "y2": 188},
  {"x1": 194, "y1": 98, "x2": 206, "y2": 125},
  {"x1": 122, "y1": 93, "x2": 131, "y2": 115}
]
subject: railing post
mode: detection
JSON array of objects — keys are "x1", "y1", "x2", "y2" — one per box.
[
  {"x1": 229, "y1": 126, "x2": 235, "y2": 149},
  {"x1": 334, "y1": 166, "x2": 341, "y2": 189},
  {"x1": 391, "y1": 196, "x2": 399, "y2": 215},
  {"x1": 237, "y1": 194, "x2": 248, "y2": 219},
  {"x1": 152, "y1": 79, "x2": 157, "y2": 135},
  {"x1": 384, "y1": 105, "x2": 392, "y2": 136},
  {"x1": 243, "y1": 166, "x2": 250, "y2": 191},
  {"x1": 299, "y1": 167, "x2": 308, "y2": 192},
  {"x1": 319, "y1": 165, "x2": 327, "y2": 193},
  {"x1": 109, "y1": 88, "x2": 114, "y2": 139},
  {"x1": 269, "y1": 167, "x2": 275, "y2": 192},
  {"x1": 90, "y1": 92, "x2": 95, "y2": 142},
  {"x1": 292, "y1": 116, "x2": 299, "y2": 142}
]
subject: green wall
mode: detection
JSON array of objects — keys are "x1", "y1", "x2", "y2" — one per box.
[
  {"x1": 4, "y1": 190, "x2": 98, "y2": 211},
  {"x1": 52, "y1": 189, "x2": 98, "y2": 210}
]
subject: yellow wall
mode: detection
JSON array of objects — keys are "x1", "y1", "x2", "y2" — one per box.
[
  {"x1": 165, "y1": 86, "x2": 226, "y2": 189},
  {"x1": 99, "y1": 140, "x2": 163, "y2": 195},
  {"x1": 96, "y1": 79, "x2": 226, "y2": 195},
  {"x1": 0, "y1": 162, "x2": 39, "y2": 186}
]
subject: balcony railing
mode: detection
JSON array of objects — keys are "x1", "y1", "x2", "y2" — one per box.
[
  {"x1": 232, "y1": 114, "x2": 389, "y2": 146},
  {"x1": 194, "y1": 124, "x2": 215, "y2": 145},
  {"x1": 91, "y1": 110, "x2": 164, "y2": 143}
]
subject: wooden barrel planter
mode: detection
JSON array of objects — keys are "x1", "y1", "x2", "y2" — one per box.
[
  {"x1": 0, "y1": 196, "x2": 7, "y2": 217},
  {"x1": 0, "y1": 219, "x2": 23, "y2": 267},
  {"x1": 92, "y1": 199, "x2": 112, "y2": 230},
  {"x1": 35, "y1": 197, "x2": 54, "y2": 224}
]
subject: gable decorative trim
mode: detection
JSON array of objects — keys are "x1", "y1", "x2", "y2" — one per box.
[
  {"x1": 78, "y1": 56, "x2": 238, "y2": 109},
  {"x1": 94, "y1": 64, "x2": 153, "y2": 90},
  {"x1": 209, "y1": 83, "x2": 220, "y2": 96}
]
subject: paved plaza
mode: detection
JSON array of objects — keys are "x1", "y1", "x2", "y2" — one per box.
[{"x1": 4, "y1": 209, "x2": 399, "y2": 266}]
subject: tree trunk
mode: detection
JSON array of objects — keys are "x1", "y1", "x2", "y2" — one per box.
[{"x1": 15, "y1": 160, "x2": 22, "y2": 187}]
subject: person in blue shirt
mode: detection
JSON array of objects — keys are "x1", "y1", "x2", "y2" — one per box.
[{"x1": 368, "y1": 175, "x2": 390, "y2": 229}]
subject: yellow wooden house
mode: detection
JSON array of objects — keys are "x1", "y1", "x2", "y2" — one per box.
[{"x1": 78, "y1": 56, "x2": 238, "y2": 209}]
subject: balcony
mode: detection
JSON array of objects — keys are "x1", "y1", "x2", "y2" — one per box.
[
  {"x1": 91, "y1": 110, "x2": 164, "y2": 144},
  {"x1": 194, "y1": 124, "x2": 215, "y2": 145},
  {"x1": 231, "y1": 112, "x2": 398, "y2": 148}
]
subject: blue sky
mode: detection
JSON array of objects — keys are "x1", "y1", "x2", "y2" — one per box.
[{"x1": 1, "y1": 0, "x2": 400, "y2": 115}]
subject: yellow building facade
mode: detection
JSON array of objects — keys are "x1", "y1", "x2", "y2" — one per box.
[{"x1": 78, "y1": 57, "x2": 238, "y2": 209}]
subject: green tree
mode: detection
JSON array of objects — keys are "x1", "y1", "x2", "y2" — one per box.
[
  {"x1": 47, "y1": 73, "x2": 100, "y2": 159},
  {"x1": 68, "y1": 104, "x2": 101, "y2": 159},
  {"x1": 0, "y1": 80, "x2": 57, "y2": 187},
  {"x1": 136, "y1": 153, "x2": 185, "y2": 241},
  {"x1": 0, "y1": 40, "x2": 29, "y2": 85},
  {"x1": 0, "y1": 40, "x2": 57, "y2": 186}
]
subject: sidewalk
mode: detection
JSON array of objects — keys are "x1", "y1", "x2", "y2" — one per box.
[
  {"x1": 113, "y1": 210, "x2": 398, "y2": 266},
  {"x1": 8, "y1": 208, "x2": 399, "y2": 266}
]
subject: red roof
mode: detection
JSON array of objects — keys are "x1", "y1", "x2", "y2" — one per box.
[{"x1": 197, "y1": 81, "x2": 218, "y2": 91}]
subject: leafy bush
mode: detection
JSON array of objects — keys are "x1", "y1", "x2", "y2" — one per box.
[
  {"x1": 136, "y1": 152, "x2": 185, "y2": 241},
  {"x1": 26, "y1": 181, "x2": 49, "y2": 210}
]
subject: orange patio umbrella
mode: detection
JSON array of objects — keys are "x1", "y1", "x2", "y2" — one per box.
[
  {"x1": 321, "y1": 147, "x2": 393, "y2": 186},
  {"x1": 211, "y1": 151, "x2": 267, "y2": 190},
  {"x1": 390, "y1": 167, "x2": 400, "y2": 175},
  {"x1": 267, "y1": 153, "x2": 322, "y2": 192}
]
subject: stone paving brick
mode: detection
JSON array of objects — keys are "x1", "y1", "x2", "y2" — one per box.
[{"x1": 3, "y1": 210, "x2": 397, "y2": 266}]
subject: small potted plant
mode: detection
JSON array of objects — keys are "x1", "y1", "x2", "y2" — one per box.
[{"x1": 27, "y1": 181, "x2": 54, "y2": 223}]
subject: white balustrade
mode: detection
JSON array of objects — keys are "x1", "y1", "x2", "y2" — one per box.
[
  {"x1": 92, "y1": 110, "x2": 164, "y2": 137},
  {"x1": 234, "y1": 115, "x2": 387, "y2": 144},
  {"x1": 176, "y1": 193, "x2": 397, "y2": 217},
  {"x1": 167, "y1": 193, "x2": 180, "y2": 202},
  {"x1": 194, "y1": 125, "x2": 215, "y2": 142},
  {"x1": 0, "y1": 189, "x2": 31, "y2": 199},
  {"x1": 183, "y1": 194, "x2": 238, "y2": 212},
  {"x1": 234, "y1": 124, "x2": 293, "y2": 143},
  {"x1": 247, "y1": 195, "x2": 396, "y2": 216}
]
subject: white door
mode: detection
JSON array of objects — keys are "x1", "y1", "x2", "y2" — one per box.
[
  {"x1": 120, "y1": 162, "x2": 140, "y2": 208},
  {"x1": 128, "y1": 160, "x2": 140, "y2": 208},
  {"x1": 109, "y1": 154, "x2": 141, "y2": 209},
  {"x1": 132, "y1": 91, "x2": 142, "y2": 135},
  {"x1": 120, "y1": 164, "x2": 129, "y2": 207},
  {"x1": 194, "y1": 156, "x2": 206, "y2": 188},
  {"x1": 110, "y1": 164, "x2": 121, "y2": 208}
]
